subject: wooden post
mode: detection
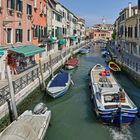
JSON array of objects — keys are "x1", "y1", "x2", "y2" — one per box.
[
  {"x1": 49, "y1": 55, "x2": 54, "y2": 77},
  {"x1": 39, "y1": 60, "x2": 46, "y2": 90},
  {"x1": 60, "y1": 50, "x2": 64, "y2": 66},
  {"x1": 6, "y1": 65, "x2": 18, "y2": 120}
]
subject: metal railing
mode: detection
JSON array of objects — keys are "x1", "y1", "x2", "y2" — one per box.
[
  {"x1": 108, "y1": 45, "x2": 140, "y2": 74},
  {"x1": 0, "y1": 42, "x2": 88, "y2": 106}
]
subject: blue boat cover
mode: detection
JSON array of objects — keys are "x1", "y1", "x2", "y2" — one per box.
[{"x1": 49, "y1": 71, "x2": 69, "y2": 87}]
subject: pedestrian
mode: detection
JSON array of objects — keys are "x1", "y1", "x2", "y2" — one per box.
[{"x1": 118, "y1": 88, "x2": 125, "y2": 103}]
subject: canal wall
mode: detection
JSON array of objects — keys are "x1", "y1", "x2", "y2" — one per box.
[
  {"x1": 107, "y1": 45, "x2": 140, "y2": 87},
  {"x1": 0, "y1": 42, "x2": 89, "y2": 119}
]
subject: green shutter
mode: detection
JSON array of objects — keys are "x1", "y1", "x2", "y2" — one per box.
[
  {"x1": 11, "y1": 0, "x2": 15, "y2": 9},
  {"x1": 44, "y1": 27, "x2": 47, "y2": 37}
]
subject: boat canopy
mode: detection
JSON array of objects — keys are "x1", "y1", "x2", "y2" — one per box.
[
  {"x1": 0, "y1": 115, "x2": 48, "y2": 140},
  {"x1": 65, "y1": 58, "x2": 78, "y2": 66},
  {"x1": 49, "y1": 72, "x2": 69, "y2": 87}
]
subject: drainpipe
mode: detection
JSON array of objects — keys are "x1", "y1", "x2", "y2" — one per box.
[{"x1": 128, "y1": 2, "x2": 132, "y2": 17}]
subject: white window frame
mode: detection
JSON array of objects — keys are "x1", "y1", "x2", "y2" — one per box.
[
  {"x1": 40, "y1": 1, "x2": 43, "y2": 13},
  {"x1": 0, "y1": 0, "x2": 2, "y2": 7},
  {"x1": 6, "y1": 28, "x2": 13, "y2": 44},
  {"x1": 34, "y1": 0, "x2": 37, "y2": 8}
]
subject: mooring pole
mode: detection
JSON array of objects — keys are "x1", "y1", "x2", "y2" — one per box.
[
  {"x1": 6, "y1": 65, "x2": 18, "y2": 120},
  {"x1": 49, "y1": 55, "x2": 54, "y2": 78},
  {"x1": 39, "y1": 60, "x2": 46, "y2": 91}
]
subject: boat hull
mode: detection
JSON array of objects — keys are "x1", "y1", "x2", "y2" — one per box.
[
  {"x1": 47, "y1": 74, "x2": 71, "y2": 99},
  {"x1": 98, "y1": 109, "x2": 137, "y2": 125},
  {"x1": 91, "y1": 88, "x2": 137, "y2": 126},
  {"x1": 65, "y1": 65, "x2": 77, "y2": 70},
  {"x1": 109, "y1": 61, "x2": 121, "y2": 72},
  {"x1": 47, "y1": 83, "x2": 71, "y2": 99}
]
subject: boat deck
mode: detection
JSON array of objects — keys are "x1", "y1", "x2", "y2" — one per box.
[{"x1": 91, "y1": 70, "x2": 117, "y2": 86}]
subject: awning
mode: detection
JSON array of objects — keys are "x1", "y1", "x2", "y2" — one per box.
[
  {"x1": 71, "y1": 37, "x2": 77, "y2": 41},
  {"x1": 0, "y1": 48, "x2": 4, "y2": 57},
  {"x1": 58, "y1": 39, "x2": 66, "y2": 45},
  {"x1": 9, "y1": 45, "x2": 45, "y2": 57},
  {"x1": 47, "y1": 37, "x2": 56, "y2": 42}
]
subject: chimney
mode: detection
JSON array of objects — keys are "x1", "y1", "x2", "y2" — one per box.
[{"x1": 129, "y1": 2, "x2": 132, "y2": 17}]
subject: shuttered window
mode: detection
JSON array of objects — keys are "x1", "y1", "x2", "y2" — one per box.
[
  {"x1": 27, "y1": 29, "x2": 31, "y2": 41},
  {"x1": 7, "y1": 28, "x2": 12, "y2": 43},
  {"x1": 44, "y1": 27, "x2": 47, "y2": 37},
  {"x1": 16, "y1": 29, "x2": 22, "y2": 42},
  {"x1": 7, "y1": 0, "x2": 15, "y2": 9},
  {"x1": 16, "y1": 0, "x2": 23, "y2": 12},
  {"x1": 27, "y1": 4, "x2": 32, "y2": 15}
]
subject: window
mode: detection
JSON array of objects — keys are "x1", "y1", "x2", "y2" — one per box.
[
  {"x1": 34, "y1": 0, "x2": 37, "y2": 8},
  {"x1": 27, "y1": 29, "x2": 31, "y2": 41},
  {"x1": 44, "y1": 5, "x2": 46, "y2": 15},
  {"x1": 27, "y1": 4, "x2": 32, "y2": 15},
  {"x1": 15, "y1": 29, "x2": 22, "y2": 42},
  {"x1": 0, "y1": 0, "x2": 2, "y2": 7},
  {"x1": 7, "y1": 0, "x2": 15, "y2": 9},
  {"x1": 135, "y1": 26, "x2": 137, "y2": 38},
  {"x1": 40, "y1": 1, "x2": 42, "y2": 13},
  {"x1": 55, "y1": 14, "x2": 62, "y2": 22},
  {"x1": 7, "y1": 28, "x2": 12, "y2": 43},
  {"x1": 33, "y1": 25, "x2": 38, "y2": 38},
  {"x1": 44, "y1": 27, "x2": 47, "y2": 37},
  {"x1": 16, "y1": 0, "x2": 23, "y2": 12},
  {"x1": 51, "y1": 28, "x2": 54, "y2": 37}
]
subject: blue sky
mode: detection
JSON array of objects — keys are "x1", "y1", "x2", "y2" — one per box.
[{"x1": 59, "y1": 0, "x2": 137, "y2": 27}]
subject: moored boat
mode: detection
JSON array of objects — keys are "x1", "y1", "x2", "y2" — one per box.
[
  {"x1": 0, "y1": 103, "x2": 51, "y2": 140},
  {"x1": 46, "y1": 70, "x2": 71, "y2": 99},
  {"x1": 65, "y1": 58, "x2": 78, "y2": 70},
  {"x1": 79, "y1": 48, "x2": 90, "y2": 54},
  {"x1": 90, "y1": 64, "x2": 138, "y2": 126},
  {"x1": 109, "y1": 61, "x2": 121, "y2": 72}
]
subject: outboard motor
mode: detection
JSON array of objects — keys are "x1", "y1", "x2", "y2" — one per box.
[{"x1": 33, "y1": 102, "x2": 48, "y2": 114}]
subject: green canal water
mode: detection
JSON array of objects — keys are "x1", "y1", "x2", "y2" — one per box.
[{"x1": 42, "y1": 45, "x2": 140, "y2": 140}]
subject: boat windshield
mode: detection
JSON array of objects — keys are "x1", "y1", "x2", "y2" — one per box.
[
  {"x1": 104, "y1": 93, "x2": 119, "y2": 103},
  {"x1": 94, "y1": 65, "x2": 103, "y2": 70}
]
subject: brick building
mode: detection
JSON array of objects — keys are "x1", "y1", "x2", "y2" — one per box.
[{"x1": 0, "y1": 0, "x2": 33, "y2": 46}]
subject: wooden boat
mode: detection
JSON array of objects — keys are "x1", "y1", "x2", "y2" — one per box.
[
  {"x1": 46, "y1": 70, "x2": 71, "y2": 99},
  {"x1": 0, "y1": 103, "x2": 51, "y2": 140},
  {"x1": 90, "y1": 64, "x2": 138, "y2": 126},
  {"x1": 65, "y1": 58, "x2": 78, "y2": 70},
  {"x1": 79, "y1": 48, "x2": 90, "y2": 54},
  {"x1": 109, "y1": 61, "x2": 121, "y2": 72}
]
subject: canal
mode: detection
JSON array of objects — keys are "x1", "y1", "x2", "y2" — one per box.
[{"x1": 41, "y1": 44, "x2": 140, "y2": 140}]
